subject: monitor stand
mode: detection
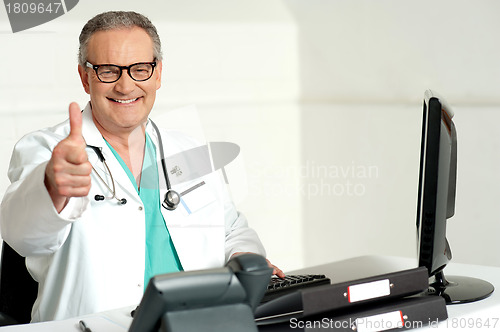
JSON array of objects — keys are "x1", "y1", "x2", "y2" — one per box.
[{"x1": 428, "y1": 271, "x2": 494, "y2": 304}]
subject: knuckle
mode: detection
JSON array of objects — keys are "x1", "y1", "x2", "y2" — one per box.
[
  {"x1": 83, "y1": 177, "x2": 92, "y2": 187},
  {"x1": 51, "y1": 145, "x2": 64, "y2": 158},
  {"x1": 75, "y1": 186, "x2": 91, "y2": 197},
  {"x1": 54, "y1": 176, "x2": 67, "y2": 188},
  {"x1": 77, "y1": 150, "x2": 89, "y2": 163},
  {"x1": 57, "y1": 187, "x2": 69, "y2": 197},
  {"x1": 83, "y1": 162, "x2": 93, "y2": 174},
  {"x1": 52, "y1": 163, "x2": 64, "y2": 174}
]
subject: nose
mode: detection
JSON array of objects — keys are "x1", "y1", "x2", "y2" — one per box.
[{"x1": 113, "y1": 69, "x2": 136, "y2": 95}]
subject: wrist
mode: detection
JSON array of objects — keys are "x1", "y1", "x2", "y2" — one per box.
[{"x1": 44, "y1": 173, "x2": 69, "y2": 213}]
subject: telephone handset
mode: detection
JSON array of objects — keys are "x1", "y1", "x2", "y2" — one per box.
[{"x1": 129, "y1": 254, "x2": 272, "y2": 332}]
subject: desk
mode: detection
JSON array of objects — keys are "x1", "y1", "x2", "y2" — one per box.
[
  {"x1": 289, "y1": 255, "x2": 500, "y2": 331},
  {"x1": 0, "y1": 306, "x2": 134, "y2": 331},
  {"x1": 1, "y1": 256, "x2": 499, "y2": 331}
]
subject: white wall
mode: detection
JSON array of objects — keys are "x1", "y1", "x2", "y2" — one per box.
[
  {"x1": 284, "y1": 0, "x2": 500, "y2": 268},
  {"x1": 1, "y1": 1, "x2": 499, "y2": 272}
]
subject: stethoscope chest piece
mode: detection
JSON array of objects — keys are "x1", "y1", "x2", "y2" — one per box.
[{"x1": 162, "y1": 189, "x2": 181, "y2": 210}]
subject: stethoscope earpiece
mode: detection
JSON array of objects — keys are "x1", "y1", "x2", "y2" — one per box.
[
  {"x1": 94, "y1": 195, "x2": 105, "y2": 201},
  {"x1": 93, "y1": 194, "x2": 127, "y2": 205}
]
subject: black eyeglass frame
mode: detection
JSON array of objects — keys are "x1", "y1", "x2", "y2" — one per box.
[{"x1": 85, "y1": 60, "x2": 157, "y2": 83}]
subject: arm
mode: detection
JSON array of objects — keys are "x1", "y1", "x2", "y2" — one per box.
[
  {"x1": 222, "y1": 182, "x2": 285, "y2": 277},
  {"x1": 0, "y1": 104, "x2": 90, "y2": 257},
  {"x1": 0, "y1": 162, "x2": 87, "y2": 257},
  {"x1": 223, "y1": 190, "x2": 265, "y2": 260}
]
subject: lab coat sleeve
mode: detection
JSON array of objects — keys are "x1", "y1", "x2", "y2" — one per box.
[
  {"x1": 223, "y1": 184, "x2": 266, "y2": 261},
  {"x1": 0, "y1": 130, "x2": 89, "y2": 257}
]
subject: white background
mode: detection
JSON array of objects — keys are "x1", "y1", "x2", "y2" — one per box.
[{"x1": 1, "y1": 0, "x2": 499, "y2": 271}]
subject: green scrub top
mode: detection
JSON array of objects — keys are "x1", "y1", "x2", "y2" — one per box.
[{"x1": 105, "y1": 133, "x2": 183, "y2": 290}]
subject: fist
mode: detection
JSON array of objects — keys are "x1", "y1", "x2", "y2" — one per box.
[{"x1": 45, "y1": 102, "x2": 92, "y2": 212}]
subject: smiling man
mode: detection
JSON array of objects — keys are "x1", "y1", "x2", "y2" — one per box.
[{"x1": 0, "y1": 11, "x2": 282, "y2": 323}]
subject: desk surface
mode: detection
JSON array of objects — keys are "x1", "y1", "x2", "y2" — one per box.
[
  {"x1": 1, "y1": 256, "x2": 498, "y2": 331},
  {"x1": 290, "y1": 255, "x2": 500, "y2": 331}
]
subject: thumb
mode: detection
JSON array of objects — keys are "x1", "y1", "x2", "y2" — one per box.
[{"x1": 68, "y1": 102, "x2": 83, "y2": 139}]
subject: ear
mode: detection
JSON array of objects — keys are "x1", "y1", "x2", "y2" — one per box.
[
  {"x1": 155, "y1": 61, "x2": 163, "y2": 90},
  {"x1": 78, "y1": 64, "x2": 91, "y2": 94}
]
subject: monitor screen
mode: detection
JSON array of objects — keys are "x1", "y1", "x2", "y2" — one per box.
[
  {"x1": 416, "y1": 90, "x2": 456, "y2": 276},
  {"x1": 416, "y1": 90, "x2": 494, "y2": 304}
]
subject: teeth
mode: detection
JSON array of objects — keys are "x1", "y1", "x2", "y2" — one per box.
[{"x1": 112, "y1": 98, "x2": 138, "y2": 104}]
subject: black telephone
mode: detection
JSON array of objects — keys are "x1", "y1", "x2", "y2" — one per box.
[
  {"x1": 128, "y1": 254, "x2": 272, "y2": 332},
  {"x1": 226, "y1": 253, "x2": 274, "y2": 310}
]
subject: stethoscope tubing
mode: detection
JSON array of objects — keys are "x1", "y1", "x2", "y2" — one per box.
[{"x1": 86, "y1": 119, "x2": 180, "y2": 208}]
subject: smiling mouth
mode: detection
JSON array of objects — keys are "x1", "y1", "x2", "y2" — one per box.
[{"x1": 108, "y1": 97, "x2": 139, "y2": 104}]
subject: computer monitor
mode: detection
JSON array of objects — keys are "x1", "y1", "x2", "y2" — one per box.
[{"x1": 416, "y1": 90, "x2": 494, "y2": 304}]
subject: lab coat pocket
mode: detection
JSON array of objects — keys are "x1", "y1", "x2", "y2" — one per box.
[
  {"x1": 165, "y1": 173, "x2": 225, "y2": 231},
  {"x1": 179, "y1": 181, "x2": 217, "y2": 216}
]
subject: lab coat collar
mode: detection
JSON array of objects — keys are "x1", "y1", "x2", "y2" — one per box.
[{"x1": 81, "y1": 102, "x2": 105, "y2": 149}]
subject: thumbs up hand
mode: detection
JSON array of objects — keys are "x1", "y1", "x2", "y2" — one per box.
[{"x1": 45, "y1": 102, "x2": 92, "y2": 213}]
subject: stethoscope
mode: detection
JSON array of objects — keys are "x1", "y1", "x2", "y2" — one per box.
[{"x1": 86, "y1": 120, "x2": 181, "y2": 210}]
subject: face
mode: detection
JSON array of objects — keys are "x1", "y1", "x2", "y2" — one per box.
[{"x1": 78, "y1": 27, "x2": 162, "y2": 137}]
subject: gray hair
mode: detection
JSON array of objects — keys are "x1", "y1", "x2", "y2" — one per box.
[{"x1": 78, "y1": 11, "x2": 162, "y2": 67}]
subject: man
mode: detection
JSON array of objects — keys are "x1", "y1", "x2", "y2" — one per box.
[{"x1": 0, "y1": 11, "x2": 282, "y2": 322}]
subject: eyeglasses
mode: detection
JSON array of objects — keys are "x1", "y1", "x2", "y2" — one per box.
[{"x1": 86, "y1": 60, "x2": 157, "y2": 83}]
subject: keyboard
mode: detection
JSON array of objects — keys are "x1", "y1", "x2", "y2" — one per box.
[{"x1": 261, "y1": 274, "x2": 331, "y2": 303}]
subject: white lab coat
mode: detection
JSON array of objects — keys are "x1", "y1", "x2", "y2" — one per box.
[{"x1": 0, "y1": 103, "x2": 265, "y2": 322}]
